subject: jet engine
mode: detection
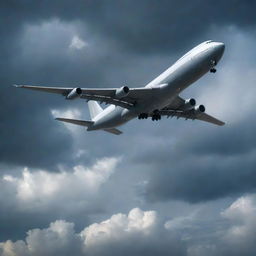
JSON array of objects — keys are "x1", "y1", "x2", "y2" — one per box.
[
  {"x1": 66, "y1": 88, "x2": 82, "y2": 99},
  {"x1": 181, "y1": 98, "x2": 196, "y2": 110},
  {"x1": 194, "y1": 105, "x2": 205, "y2": 115},
  {"x1": 115, "y1": 86, "x2": 130, "y2": 98}
]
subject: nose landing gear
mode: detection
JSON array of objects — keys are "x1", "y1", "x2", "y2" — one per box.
[{"x1": 210, "y1": 60, "x2": 217, "y2": 73}]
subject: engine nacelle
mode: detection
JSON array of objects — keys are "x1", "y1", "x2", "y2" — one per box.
[
  {"x1": 115, "y1": 86, "x2": 130, "y2": 99},
  {"x1": 194, "y1": 105, "x2": 205, "y2": 115},
  {"x1": 66, "y1": 88, "x2": 82, "y2": 99},
  {"x1": 181, "y1": 98, "x2": 196, "y2": 110}
]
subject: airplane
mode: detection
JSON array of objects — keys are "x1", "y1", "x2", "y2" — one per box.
[{"x1": 15, "y1": 40, "x2": 225, "y2": 135}]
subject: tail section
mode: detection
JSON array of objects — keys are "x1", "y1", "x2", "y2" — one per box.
[
  {"x1": 55, "y1": 101, "x2": 123, "y2": 135},
  {"x1": 88, "y1": 100, "x2": 103, "y2": 120}
]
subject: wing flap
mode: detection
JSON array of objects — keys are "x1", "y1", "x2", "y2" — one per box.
[
  {"x1": 159, "y1": 109, "x2": 225, "y2": 126},
  {"x1": 80, "y1": 94, "x2": 134, "y2": 109}
]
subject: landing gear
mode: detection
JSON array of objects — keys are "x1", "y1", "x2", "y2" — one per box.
[
  {"x1": 152, "y1": 110, "x2": 161, "y2": 121},
  {"x1": 210, "y1": 60, "x2": 217, "y2": 73},
  {"x1": 152, "y1": 114, "x2": 161, "y2": 121},
  {"x1": 138, "y1": 110, "x2": 162, "y2": 121},
  {"x1": 138, "y1": 113, "x2": 148, "y2": 119}
]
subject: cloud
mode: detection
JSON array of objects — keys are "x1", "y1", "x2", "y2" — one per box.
[
  {"x1": 0, "y1": 157, "x2": 121, "y2": 241},
  {"x1": 219, "y1": 195, "x2": 256, "y2": 255},
  {"x1": 186, "y1": 194, "x2": 256, "y2": 256},
  {"x1": 51, "y1": 108, "x2": 83, "y2": 133},
  {"x1": 0, "y1": 208, "x2": 185, "y2": 256},
  {"x1": 1, "y1": 195, "x2": 256, "y2": 256},
  {"x1": 81, "y1": 208, "x2": 156, "y2": 247},
  {"x1": 69, "y1": 35, "x2": 88, "y2": 50},
  {"x1": 2, "y1": 157, "x2": 120, "y2": 210}
]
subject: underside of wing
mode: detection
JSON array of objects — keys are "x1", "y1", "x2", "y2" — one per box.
[
  {"x1": 158, "y1": 95, "x2": 225, "y2": 126},
  {"x1": 103, "y1": 128, "x2": 123, "y2": 135},
  {"x1": 14, "y1": 84, "x2": 156, "y2": 109},
  {"x1": 158, "y1": 109, "x2": 225, "y2": 126},
  {"x1": 194, "y1": 112, "x2": 225, "y2": 126},
  {"x1": 164, "y1": 95, "x2": 186, "y2": 109},
  {"x1": 159, "y1": 94, "x2": 225, "y2": 126},
  {"x1": 14, "y1": 85, "x2": 70, "y2": 95}
]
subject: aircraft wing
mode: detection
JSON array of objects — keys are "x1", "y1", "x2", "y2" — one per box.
[
  {"x1": 14, "y1": 84, "x2": 155, "y2": 109},
  {"x1": 158, "y1": 109, "x2": 225, "y2": 126},
  {"x1": 159, "y1": 96, "x2": 225, "y2": 126}
]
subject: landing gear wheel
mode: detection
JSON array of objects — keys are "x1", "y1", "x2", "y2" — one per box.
[
  {"x1": 151, "y1": 110, "x2": 161, "y2": 121},
  {"x1": 210, "y1": 60, "x2": 217, "y2": 73},
  {"x1": 138, "y1": 113, "x2": 148, "y2": 119},
  {"x1": 152, "y1": 114, "x2": 161, "y2": 121}
]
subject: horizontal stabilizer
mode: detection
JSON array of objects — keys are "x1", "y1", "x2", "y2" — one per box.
[
  {"x1": 55, "y1": 118, "x2": 93, "y2": 127},
  {"x1": 103, "y1": 128, "x2": 123, "y2": 135}
]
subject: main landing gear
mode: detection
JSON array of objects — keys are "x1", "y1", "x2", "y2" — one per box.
[
  {"x1": 152, "y1": 110, "x2": 161, "y2": 121},
  {"x1": 138, "y1": 111, "x2": 162, "y2": 121},
  {"x1": 152, "y1": 114, "x2": 161, "y2": 121},
  {"x1": 210, "y1": 60, "x2": 217, "y2": 73},
  {"x1": 138, "y1": 113, "x2": 148, "y2": 119}
]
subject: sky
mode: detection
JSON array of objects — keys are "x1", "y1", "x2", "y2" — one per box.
[{"x1": 1, "y1": 0, "x2": 256, "y2": 255}]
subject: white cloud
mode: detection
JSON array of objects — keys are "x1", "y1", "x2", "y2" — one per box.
[
  {"x1": 81, "y1": 208, "x2": 157, "y2": 248},
  {"x1": 0, "y1": 208, "x2": 184, "y2": 256},
  {"x1": 2, "y1": 195, "x2": 256, "y2": 256},
  {"x1": 51, "y1": 108, "x2": 82, "y2": 120},
  {"x1": 188, "y1": 194, "x2": 256, "y2": 256},
  {"x1": 51, "y1": 108, "x2": 83, "y2": 133},
  {"x1": 0, "y1": 220, "x2": 80, "y2": 256},
  {"x1": 221, "y1": 194, "x2": 256, "y2": 248},
  {"x1": 69, "y1": 35, "x2": 88, "y2": 50},
  {"x1": 2, "y1": 157, "x2": 120, "y2": 210}
]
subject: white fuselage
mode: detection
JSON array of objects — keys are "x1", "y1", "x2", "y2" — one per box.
[{"x1": 88, "y1": 41, "x2": 225, "y2": 131}]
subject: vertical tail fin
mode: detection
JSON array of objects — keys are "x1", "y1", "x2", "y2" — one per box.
[{"x1": 88, "y1": 100, "x2": 103, "y2": 120}]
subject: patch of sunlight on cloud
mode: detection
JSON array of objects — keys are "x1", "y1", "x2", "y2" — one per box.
[{"x1": 69, "y1": 35, "x2": 88, "y2": 50}]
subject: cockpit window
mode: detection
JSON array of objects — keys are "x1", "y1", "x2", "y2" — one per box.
[{"x1": 205, "y1": 40, "x2": 213, "y2": 44}]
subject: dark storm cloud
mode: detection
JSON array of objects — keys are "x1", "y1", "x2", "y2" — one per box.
[
  {"x1": 1, "y1": 0, "x2": 256, "y2": 169},
  {"x1": 145, "y1": 150, "x2": 256, "y2": 203},
  {"x1": 1, "y1": 1, "x2": 256, "y2": 255},
  {"x1": 140, "y1": 109, "x2": 256, "y2": 203},
  {"x1": 2, "y1": 0, "x2": 256, "y2": 54}
]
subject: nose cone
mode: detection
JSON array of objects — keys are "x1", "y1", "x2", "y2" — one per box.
[{"x1": 215, "y1": 42, "x2": 225, "y2": 56}]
